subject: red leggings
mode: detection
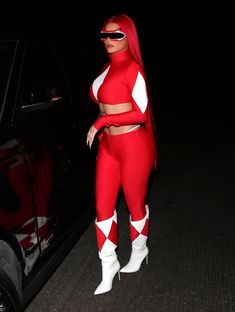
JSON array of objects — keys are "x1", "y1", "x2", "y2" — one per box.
[{"x1": 95, "y1": 127, "x2": 154, "y2": 222}]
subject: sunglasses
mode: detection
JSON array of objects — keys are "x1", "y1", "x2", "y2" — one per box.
[{"x1": 99, "y1": 30, "x2": 126, "y2": 41}]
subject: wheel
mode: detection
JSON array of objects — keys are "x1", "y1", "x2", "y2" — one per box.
[{"x1": 0, "y1": 269, "x2": 21, "y2": 312}]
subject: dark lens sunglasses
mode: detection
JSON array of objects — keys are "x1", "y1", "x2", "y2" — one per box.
[{"x1": 99, "y1": 30, "x2": 126, "y2": 41}]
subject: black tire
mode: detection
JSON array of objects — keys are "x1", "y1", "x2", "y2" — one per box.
[{"x1": 0, "y1": 269, "x2": 22, "y2": 312}]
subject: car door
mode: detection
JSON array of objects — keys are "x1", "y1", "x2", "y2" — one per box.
[
  {"x1": 0, "y1": 39, "x2": 96, "y2": 311},
  {"x1": 0, "y1": 40, "x2": 41, "y2": 277},
  {"x1": 11, "y1": 40, "x2": 96, "y2": 268}
]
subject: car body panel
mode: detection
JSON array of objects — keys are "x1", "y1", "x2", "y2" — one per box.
[{"x1": 0, "y1": 38, "x2": 96, "y2": 309}]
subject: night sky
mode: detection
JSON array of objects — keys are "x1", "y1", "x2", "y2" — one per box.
[{"x1": 1, "y1": 2, "x2": 230, "y2": 134}]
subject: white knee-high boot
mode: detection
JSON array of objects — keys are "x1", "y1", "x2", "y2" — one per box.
[
  {"x1": 94, "y1": 210, "x2": 120, "y2": 295},
  {"x1": 120, "y1": 205, "x2": 149, "y2": 273}
]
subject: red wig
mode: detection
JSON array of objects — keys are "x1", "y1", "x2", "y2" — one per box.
[
  {"x1": 103, "y1": 14, "x2": 144, "y2": 70},
  {"x1": 103, "y1": 14, "x2": 159, "y2": 168}
]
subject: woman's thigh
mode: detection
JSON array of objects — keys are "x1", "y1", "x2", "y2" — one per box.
[
  {"x1": 95, "y1": 145, "x2": 121, "y2": 221},
  {"x1": 118, "y1": 129, "x2": 154, "y2": 220}
]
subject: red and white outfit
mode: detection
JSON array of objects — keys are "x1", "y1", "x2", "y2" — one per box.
[
  {"x1": 90, "y1": 49, "x2": 156, "y2": 220},
  {"x1": 90, "y1": 49, "x2": 157, "y2": 294}
]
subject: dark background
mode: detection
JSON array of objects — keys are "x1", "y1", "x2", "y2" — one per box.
[{"x1": 1, "y1": 2, "x2": 231, "y2": 139}]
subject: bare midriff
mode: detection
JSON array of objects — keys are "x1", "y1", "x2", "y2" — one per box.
[{"x1": 99, "y1": 102, "x2": 140, "y2": 135}]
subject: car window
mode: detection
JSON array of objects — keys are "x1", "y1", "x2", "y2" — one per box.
[
  {"x1": 0, "y1": 41, "x2": 17, "y2": 118},
  {"x1": 16, "y1": 41, "x2": 71, "y2": 110}
]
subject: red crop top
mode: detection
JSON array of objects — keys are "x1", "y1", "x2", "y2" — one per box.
[{"x1": 90, "y1": 49, "x2": 148, "y2": 131}]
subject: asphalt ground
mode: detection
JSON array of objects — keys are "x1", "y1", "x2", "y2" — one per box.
[{"x1": 25, "y1": 119, "x2": 235, "y2": 312}]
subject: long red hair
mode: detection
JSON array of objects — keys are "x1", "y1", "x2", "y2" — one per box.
[
  {"x1": 103, "y1": 14, "x2": 144, "y2": 69},
  {"x1": 103, "y1": 14, "x2": 159, "y2": 168}
]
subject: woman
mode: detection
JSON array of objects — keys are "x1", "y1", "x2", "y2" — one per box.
[{"x1": 87, "y1": 14, "x2": 158, "y2": 295}]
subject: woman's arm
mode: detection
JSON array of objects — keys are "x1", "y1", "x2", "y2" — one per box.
[
  {"x1": 93, "y1": 108, "x2": 146, "y2": 131},
  {"x1": 94, "y1": 70, "x2": 148, "y2": 130}
]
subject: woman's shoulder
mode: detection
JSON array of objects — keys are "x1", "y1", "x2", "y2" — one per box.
[
  {"x1": 126, "y1": 57, "x2": 140, "y2": 68},
  {"x1": 125, "y1": 59, "x2": 145, "y2": 79},
  {"x1": 100, "y1": 62, "x2": 110, "y2": 72}
]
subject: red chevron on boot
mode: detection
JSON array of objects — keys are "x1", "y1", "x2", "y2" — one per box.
[
  {"x1": 130, "y1": 215, "x2": 149, "y2": 241},
  {"x1": 94, "y1": 210, "x2": 120, "y2": 295},
  {"x1": 95, "y1": 216, "x2": 118, "y2": 252},
  {"x1": 120, "y1": 205, "x2": 149, "y2": 273}
]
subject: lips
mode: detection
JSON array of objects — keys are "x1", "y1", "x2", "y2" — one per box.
[{"x1": 105, "y1": 43, "x2": 115, "y2": 49}]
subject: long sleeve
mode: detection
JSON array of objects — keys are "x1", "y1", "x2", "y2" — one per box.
[
  {"x1": 93, "y1": 107, "x2": 146, "y2": 130},
  {"x1": 93, "y1": 69, "x2": 148, "y2": 131}
]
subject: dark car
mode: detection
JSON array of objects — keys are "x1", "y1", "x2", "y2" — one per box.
[{"x1": 0, "y1": 38, "x2": 97, "y2": 311}]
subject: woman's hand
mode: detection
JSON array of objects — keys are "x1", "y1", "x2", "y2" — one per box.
[{"x1": 86, "y1": 125, "x2": 98, "y2": 148}]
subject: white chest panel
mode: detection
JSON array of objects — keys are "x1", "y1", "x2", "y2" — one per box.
[{"x1": 92, "y1": 66, "x2": 110, "y2": 101}]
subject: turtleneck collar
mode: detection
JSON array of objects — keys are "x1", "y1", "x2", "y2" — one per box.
[{"x1": 109, "y1": 49, "x2": 130, "y2": 64}]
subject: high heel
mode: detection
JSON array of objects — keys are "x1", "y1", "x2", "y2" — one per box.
[
  {"x1": 120, "y1": 205, "x2": 149, "y2": 273},
  {"x1": 117, "y1": 269, "x2": 121, "y2": 280}
]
